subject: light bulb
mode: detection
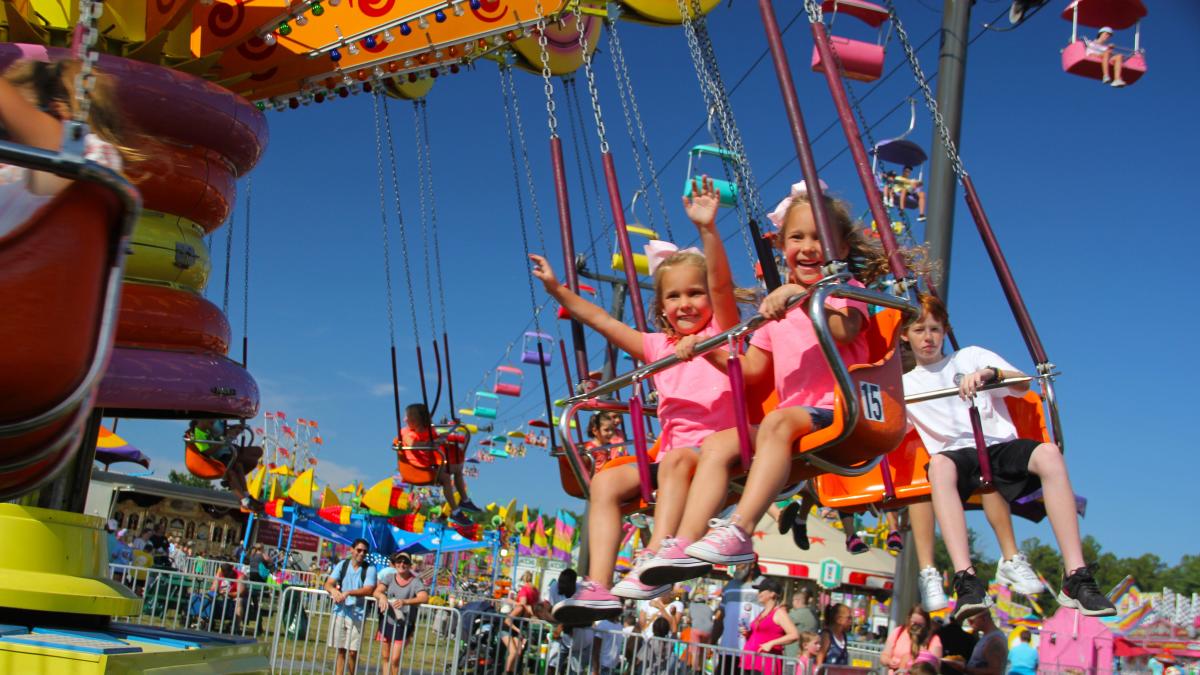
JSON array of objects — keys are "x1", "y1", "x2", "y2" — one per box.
[
  {"x1": 328, "y1": 0, "x2": 341, "y2": 6},
  {"x1": 453, "y1": 3, "x2": 464, "y2": 16},
  {"x1": 262, "y1": 32, "x2": 277, "y2": 46},
  {"x1": 347, "y1": 42, "x2": 359, "y2": 55},
  {"x1": 383, "y1": 29, "x2": 394, "y2": 43},
  {"x1": 418, "y1": 15, "x2": 429, "y2": 29},
  {"x1": 295, "y1": 14, "x2": 308, "y2": 26}
]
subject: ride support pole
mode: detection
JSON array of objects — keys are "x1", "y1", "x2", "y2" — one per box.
[
  {"x1": 601, "y1": 152, "x2": 648, "y2": 333},
  {"x1": 443, "y1": 333, "x2": 456, "y2": 419},
  {"x1": 389, "y1": 346, "x2": 402, "y2": 439},
  {"x1": 755, "y1": 0, "x2": 843, "y2": 261},
  {"x1": 415, "y1": 345, "x2": 430, "y2": 412},
  {"x1": 961, "y1": 176, "x2": 1050, "y2": 365},
  {"x1": 430, "y1": 340, "x2": 443, "y2": 417},
  {"x1": 536, "y1": 342, "x2": 559, "y2": 457},
  {"x1": 926, "y1": 0, "x2": 973, "y2": 301},
  {"x1": 549, "y1": 136, "x2": 591, "y2": 390},
  {"x1": 809, "y1": 21, "x2": 910, "y2": 278}
]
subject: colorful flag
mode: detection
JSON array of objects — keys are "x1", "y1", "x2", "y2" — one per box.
[
  {"x1": 518, "y1": 507, "x2": 533, "y2": 556},
  {"x1": 552, "y1": 510, "x2": 577, "y2": 562},
  {"x1": 532, "y1": 516, "x2": 549, "y2": 557},
  {"x1": 615, "y1": 527, "x2": 640, "y2": 572}
]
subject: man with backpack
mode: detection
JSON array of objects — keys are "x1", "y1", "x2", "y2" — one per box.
[{"x1": 323, "y1": 539, "x2": 378, "y2": 675}]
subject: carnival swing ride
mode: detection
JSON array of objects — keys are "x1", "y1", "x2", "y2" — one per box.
[{"x1": 0, "y1": 0, "x2": 1147, "y2": 668}]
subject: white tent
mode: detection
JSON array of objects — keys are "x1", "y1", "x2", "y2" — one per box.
[{"x1": 748, "y1": 512, "x2": 896, "y2": 591}]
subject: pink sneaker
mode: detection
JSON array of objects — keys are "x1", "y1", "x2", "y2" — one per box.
[
  {"x1": 684, "y1": 519, "x2": 756, "y2": 566},
  {"x1": 639, "y1": 537, "x2": 713, "y2": 586},
  {"x1": 551, "y1": 578, "x2": 622, "y2": 626},
  {"x1": 612, "y1": 551, "x2": 672, "y2": 600}
]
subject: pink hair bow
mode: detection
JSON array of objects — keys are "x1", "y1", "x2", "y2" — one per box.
[
  {"x1": 644, "y1": 240, "x2": 702, "y2": 276},
  {"x1": 766, "y1": 179, "x2": 830, "y2": 230}
]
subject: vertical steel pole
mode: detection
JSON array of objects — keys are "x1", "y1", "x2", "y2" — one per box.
[
  {"x1": 925, "y1": 0, "x2": 972, "y2": 301},
  {"x1": 601, "y1": 152, "x2": 649, "y2": 333},
  {"x1": 550, "y1": 137, "x2": 592, "y2": 389}
]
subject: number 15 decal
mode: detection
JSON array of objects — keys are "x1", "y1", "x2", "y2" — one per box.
[{"x1": 859, "y1": 382, "x2": 884, "y2": 422}]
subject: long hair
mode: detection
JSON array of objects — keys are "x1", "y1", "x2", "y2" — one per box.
[
  {"x1": 780, "y1": 194, "x2": 933, "y2": 286},
  {"x1": 648, "y1": 250, "x2": 759, "y2": 337},
  {"x1": 905, "y1": 605, "x2": 933, "y2": 657}
]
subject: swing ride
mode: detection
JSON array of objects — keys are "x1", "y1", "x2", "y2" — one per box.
[{"x1": 0, "y1": 0, "x2": 1154, "y2": 666}]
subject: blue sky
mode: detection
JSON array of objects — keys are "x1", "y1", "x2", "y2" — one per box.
[{"x1": 116, "y1": 1, "x2": 1197, "y2": 565}]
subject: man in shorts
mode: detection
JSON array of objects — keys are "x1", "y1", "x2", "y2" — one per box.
[{"x1": 323, "y1": 539, "x2": 378, "y2": 675}]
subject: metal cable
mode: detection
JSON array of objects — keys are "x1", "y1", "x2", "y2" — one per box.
[
  {"x1": 380, "y1": 95, "x2": 422, "y2": 345},
  {"x1": 371, "y1": 92, "x2": 398, "y2": 350},
  {"x1": 419, "y1": 100, "x2": 449, "y2": 331},
  {"x1": 498, "y1": 65, "x2": 544, "y2": 333},
  {"x1": 561, "y1": 76, "x2": 608, "y2": 286},
  {"x1": 411, "y1": 100, "x2": 439, "y2": 333}
]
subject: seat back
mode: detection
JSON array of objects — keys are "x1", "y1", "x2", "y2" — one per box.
[
  {"x1": 811, "y1": 37, "x2": 885, "y2": 82},
  {"x1": 1061, "y1": 40, "x2": 1147, "y2": 84},
  {"x1": 185, "y1": 445, "x2": 228, "y2": 480}
]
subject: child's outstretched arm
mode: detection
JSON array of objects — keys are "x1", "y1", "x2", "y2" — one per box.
[
  {"x1": 0, "y1": 78, "x2": 62, "y2": 151},
  {"x1": 529, "y1": 253, "x2": 645, "y2": 361},
  {"x1": 683, "y1": 175, "x2": 739, "y2": 331}
]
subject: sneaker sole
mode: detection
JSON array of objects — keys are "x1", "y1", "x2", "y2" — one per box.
[
  {"x1": 551, "y1": 600, "x2": 622, "y2": 625},
  {"x1": 683, "y1": 545, "x2": 756, "y2": 567},
  {"x1": 921, "y1": 594, "x2": 950, "y2": 612},
  {"x1": 612, "y1": 582, "x2": 672, "y2": 600},
  {"x1": 640, "y1": 560, "x2": 714, "y2": 586},
  {"x1": 996, "y1": 569, "x2": 1045, "y2": 596},
  {"x1": 951, "y1": 596, "x2": 993, "y2": 622},
  {"x1": 1056, "y1": 591, "x2": 1117, "y2": 617}
]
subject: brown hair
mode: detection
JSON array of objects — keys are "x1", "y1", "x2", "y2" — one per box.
[
  {"x1": 648, "y1": 250, "x2": 758, "y2": 337},
  {"x1": 779, "y1": 194, "x2": 932, "y2": 286},
  {"x1": 798, "y1": 631, "x2": 819, "y2": 650},
  {"x1": 905, "y1": 605, "x2": 934, "y2": 658},
  {"x1": 915, "y1": 292, "x2": 950, "y2": 328}
]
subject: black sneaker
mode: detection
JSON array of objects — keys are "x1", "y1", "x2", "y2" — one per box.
[
  {"x1": 791, "y1": 519, "x2": 810, "y2": 550},
  {"x1": 951, "y1": 569, "x2": 992, "y2": 621},
  {"x1": 778, "y1": 501, "x2": 800, "y2": 535},
  {"x1": 556, "y1": 567, "x2": 578, "y2": 601},
  {"x1": 1058, "y1": 564, "x2": 1116, "y2": 617}
]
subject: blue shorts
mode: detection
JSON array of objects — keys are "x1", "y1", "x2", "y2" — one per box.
[{"x1": 801, "y1": 406, "x2": 835, "y2": 431}]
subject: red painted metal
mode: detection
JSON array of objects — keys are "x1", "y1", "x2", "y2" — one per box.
[
  {"x1": 600, "y1": 152, "x2": 648, "y2": 333},
  {"x1": 549, "y1": 136, "x2": 591, "y2": 389}
]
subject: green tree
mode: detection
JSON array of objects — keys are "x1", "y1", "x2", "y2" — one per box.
[
  {"x1": 168, "y1": 469, "x2": 215, "y2": 489},
  {"x1": 1161, "y1": 555, "x2": 1200, "y2": 595},
  {"x1": 934, "y1": 527, "x2": 996, "y2": 580}
]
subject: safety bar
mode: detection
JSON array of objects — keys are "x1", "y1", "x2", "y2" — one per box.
[
  {"x1": 394, "y1": 422, "x2": 473, "y2": 468},
  {"x1": 556, "y1": 398, "x2": 658, "y2": 501},
  {"x1": 903, "y1": 375, "x2": 1036, "y2": 404}
]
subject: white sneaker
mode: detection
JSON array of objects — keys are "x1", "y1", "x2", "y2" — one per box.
[
  {"x1": 1111, "y1": 78, "x2": 1127, "y2": 88},
  {"x1": 919, "y1": 566, "x2": 949, "y2": 612},
  {"x1": 1102, "y1": 75, "x2": 1111, "y2": 83},
  {"x1": 996, "y1": 552, "x2": 1045, "y2": 596}
]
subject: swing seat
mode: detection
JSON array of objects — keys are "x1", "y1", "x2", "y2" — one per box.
[
  {"x1": 493, "y1": 365, "x2": 524, "y2": 397},
  {"x1": 395, "y1": 439, "x2": 444, "y2": 486},
  {"x1": 683, "y1": 145, "x2": 740, "y2": 208},
  {"x1": 815, "y1": 429, "x2": 931, "y2": 511},
  {"x1": 556, "y1": 442, "x2": 662, "y2": 500},
  {"x1": 0, "y1": 180, "x2": 129, "y2": 500},
  {"x1": 472, "y1": 406, "x2": 498, "y2": 420},
  {"x1": 494, "y1": 384, "x2": 521, "y2": 397},
  {"x1": 521, "y1": 331, "x2": 554, "y2": 366},
  {"x1": 184, "y1": 444, "x2": 229, "y2": 480},
  {"x1": 611, "y1": 225, "x2": 660, "y2": 276},
  {"x1": 1061, "y1": 41, "x2": 1146, "y2": 84},
  {"x1": 811, "y1": 37, "x2": 885, "y2": 83}
]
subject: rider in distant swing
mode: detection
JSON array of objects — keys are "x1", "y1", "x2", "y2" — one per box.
[{"x1": 184, "y1": 419, "x2": 265, "y2": 513}]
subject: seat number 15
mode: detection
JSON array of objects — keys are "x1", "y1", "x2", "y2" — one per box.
[{"x1": 859, "y1": 382, "x2": 884, "y2": 422}]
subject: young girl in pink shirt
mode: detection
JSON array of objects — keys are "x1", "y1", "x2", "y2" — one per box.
[
  {"x1": 531, "y1": 177, "x2": 748, "y2": 624},
  {"x1": 641, "y1": 182, "x2": 909, "y2": 582}
]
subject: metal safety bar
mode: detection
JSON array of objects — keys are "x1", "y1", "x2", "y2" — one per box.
[
  {"x1": 903, "y1": 375, "x2": 1036, "y2": 404},
  {"x1": 395, "y1": 422, "x2": 473, "y2": 468},
  {"x1": 556, "y1": 398, "x2": 658, "y2": 501}
]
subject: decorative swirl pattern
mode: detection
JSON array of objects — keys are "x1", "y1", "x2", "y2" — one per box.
[
  {"x1": 236, "y1": 36, "x2": 277, "y2": 62},
  {"x1": 207, "y1": 0, "x2": 246, "y2": 38},
  {"x1": 358, "y1": 0, "x2": 396, "y2": 18},
  {"x1": 471, "y1": 0, "x2": 509, "y2": 23},
  {"x1": 156, "y1": 0, "x2": 177, "y2": 13}
]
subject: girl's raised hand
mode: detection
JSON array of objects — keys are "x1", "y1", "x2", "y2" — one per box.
[
  {"x1": 682, "y1": 175, "x2": 721, "y2": 231},
  {"x1": 528, "y1": 254, "x2": 559, "y2": 291},
  {"x1": 758, "y1": 284, "x2": 801, "y2": 321},
  {"x1": 674, "y1": 334, "x2": 702, "y2": 361}
]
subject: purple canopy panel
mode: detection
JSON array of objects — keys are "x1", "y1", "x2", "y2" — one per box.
[
  {"x1": 97, "y1": 347, "x2": 259, "y2": 419},
  {"x1": 95, "y1": 446, "x2": 151, "y2": 469},
  {"x1": 874, "y1": 139, "x2": 928, "y2": 168}
]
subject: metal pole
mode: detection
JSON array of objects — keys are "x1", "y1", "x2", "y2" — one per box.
[
  {"x1": 600, "y1": 152, "x2": 648, "y2": 333},
  {"x1": 925, "y1": 0, "x2": 972, "y2": 301},
  {"x1": 550, "y1": 136, "x2": 591, "y2": 390}
]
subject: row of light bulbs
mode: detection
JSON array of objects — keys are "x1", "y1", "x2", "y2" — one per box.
[{"x1": 260, "y1": 0, "x2": 481, "y2": 49}]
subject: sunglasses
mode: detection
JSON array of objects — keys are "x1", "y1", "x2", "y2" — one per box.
[{"x1": 354, "y1": 548, "x2": 368, "y2": 553}]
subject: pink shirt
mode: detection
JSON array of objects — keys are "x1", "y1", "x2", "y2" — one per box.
[
  {"x1": 642, "y1": 322, "x2": 734, "y2": 456},
  {"x1": 750, "y1": 280, "x2": 870, "y2": 410}
]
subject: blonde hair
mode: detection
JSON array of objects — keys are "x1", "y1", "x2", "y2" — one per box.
[
  {"x1": 780, "y1": 194, "x2": 931, "y2": 286},
  {"x1": 648, "y1": 251, "x2": 758, "y2": 336}
]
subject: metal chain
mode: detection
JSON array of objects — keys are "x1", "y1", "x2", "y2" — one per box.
[
  {"x1": 371, "y1": 92, "x2": 398, "y2": 349},
  {"x1": 242, "y1": 175, "x2": 252, "y2": 346},
  {"x1": 606, "y1": 9, "x2": 674, "y2": 240},
  {"x1": 411, "y1": 100, "x2": 439, "y2": 334},
  {"x1": 535, "y1": 1, "x2": 559, "y2": 138},
  {"x1": 803, "y1": 0, "x2": 824, "y2": 25},
  {"x1": 561, "y1": 76, "x2": 607, "y2": 287},
  {"x1": 572, "y1": 4, "x2": 609, "y2": 154},
  {"x1": 605, "y1": 50, "x2": 654, "y2": 232},
  {"x1": 72, "y1": 0, "x2": 103, "y2": 126},
  {"x1": 503, "y1": 65, "x2": 551, "y2": 255},
  {"x1": 380, "y1": 94, "x2": 423, "y2": 344},
  {"x1": 419, "y1": 100, "x2": 449, "y2": 331},
  {"x1": 221, "y1": 211, "x2": 234, "y2": 316},
  {"x1": 498, "y1": 65, "x2": 544, "y2": 332},
  {"x1": 883, "y1": 0, "x2": 967, "y2": 179}
]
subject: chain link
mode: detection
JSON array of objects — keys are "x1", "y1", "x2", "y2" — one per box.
[
  {"x1": 803, "y1": 0, "x2": 824, "y2": 25},
  {"x1": 535, "y1": 1, "x2": 560, "y2": 137},
  {"x1": 371, "y1": 92, "x2": 398, "y2": 348},
  {"x1": 572, "y1": 4, "x2": 609, "y2": 154},
  {"x1": 420, "y1": 100, "x2": 449, "y2": 332},
  {"x1": 883, "y1": 0, "x2": 966, "y2": 179},
  {"x1": 561, "y1": 76, "x2": 608, "y2": 284},
  {"x1": 380, "y1": 94, "x2": 423, "y2": 345},
  {"x1": 499, "y1": 65, "x2": 545, "y2": 331},
  {"x1": 411, "y1": 100, "x2": 439, "y2": 334},
  {"x1": 72, "y1": 0, "x2": 103, "y2": 127},
  {"x1": 503, "y1": 65, "x2": 552, "y2": 257}
]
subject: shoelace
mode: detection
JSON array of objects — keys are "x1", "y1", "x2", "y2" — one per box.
[
  {"x1": 1008, "y1": 554, "x2": 1041, "y2": 582},
  {"x1": 706, "y1": 518, "x2": 746, "y2": 543},
  {"x1": 1069, "y1": 566, "x2": 1101, "y2": 594}
]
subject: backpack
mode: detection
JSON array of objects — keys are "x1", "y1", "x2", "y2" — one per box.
[{"x1": 334, "y1": 559, "x2": 370, "y2": 607}]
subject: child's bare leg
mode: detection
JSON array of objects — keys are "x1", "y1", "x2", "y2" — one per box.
[
  {"x1": 981, "y1": 491, "x2": 1020, "y2": 560},
  {"x1": 1027, "y1": 443, "x2": 1085, "y2": 571},
  {"x1": 885, "y1": 510, "x2": 899, "y2": 533},
  {"x1": 1102, "y1": 52, "x2": 1111, "y2": 80},
  {"x1": 729, "y1": 408, "x2": 812, "y2": 530},
  {"x1": 917, "y1": 190, "x2": 927, "y2": 216},
  {"x1": 644, "y1": 450, "x2": 698, "y2": 551},
  {"x1": 452, "y1": 466, "x2": 469, "y2": 501},
  {"x1": 437, "y1": 469, "x2": 458, "y2": 510},
  {"x1": 928, "y1": 454, "x2": 973, "y2": 572},
  {"x1": 677, "y1": 430, "x2": 746, "y2": 541},
  {"x1": 587, "y1": 465, "x2": 641, "y2": 587},
  {"x1": 1113, "y1": 53, "x2": 1124, "y2": 80},
  {"x1": 909, "y1": 500, "x2": 936, "y2": 568}
]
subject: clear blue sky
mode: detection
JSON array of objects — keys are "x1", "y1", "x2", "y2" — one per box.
[{"x1": 117, "y1": 1, "x2": 1197, "y2": 565}]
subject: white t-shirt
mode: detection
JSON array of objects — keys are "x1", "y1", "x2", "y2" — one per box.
[{"x1": 902, "y1": 346, "x2": 1022, "y2": 455}]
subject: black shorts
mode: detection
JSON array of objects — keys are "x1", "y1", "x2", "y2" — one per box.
[
  {"x1": 378, "y1": 612, "x2": 415, "y2": 642},
  {"x1": 937, "y1": 438, "x2": 1044, "y2": 505}
]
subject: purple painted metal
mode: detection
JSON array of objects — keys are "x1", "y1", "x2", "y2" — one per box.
[
  {"x1": 600, "y1": 152, "x2": 648, "y2": 333},
  {"x1": 98, "y1": 347, "x2": 259, "y2": 418},
  {"x1": 879, "y1": 455, "x2": 897, "y2": 501},
  {"x1": 756, "y1": 0, "x2": 842, "y2": 261},
  {"x1": 629, "y1": 389, "x2": 654, "y2": 504},
  {"x1": 549, "y1": 136, "x2": 592, "y2": 388},
  {"x1": 809, "y1": 20, "x2": 910, "y2": 278},
  {"x1": 726, "y1": 341, "x2": 754, "y2": 472},
  {"x1": 961, "y1": 177, "x2": 1049, "y2": 365},
  {"x1": 968, "y1": 402, "x2": 993, "y2": 488}
]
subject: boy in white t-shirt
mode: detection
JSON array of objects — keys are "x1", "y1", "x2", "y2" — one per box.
[{"x1": 902, "y1": 294, "x2": 1115, "y2": 619}]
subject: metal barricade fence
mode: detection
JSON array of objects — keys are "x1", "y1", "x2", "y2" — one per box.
[
  {"x1": 109, "y1": 563, "x2": 283, "y2": 640},
  {"x1": 847, "y1": 640, "x2": 884, "y2": 670},
  {"x1": 270, "y1": 585, "x2": 463, "y2": 675},
  {"x1": 587, "y1": 626, "x2": 802, "y2": 675}
]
